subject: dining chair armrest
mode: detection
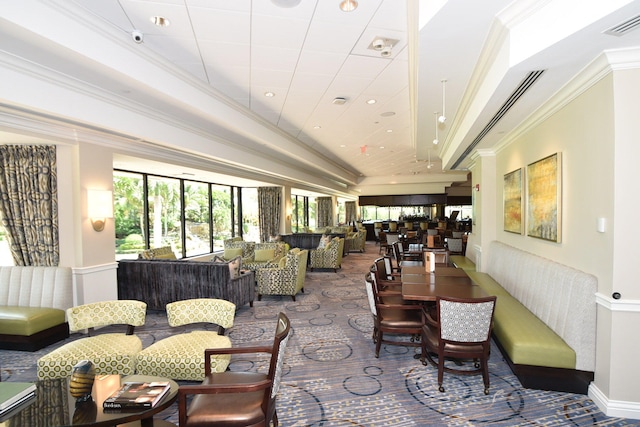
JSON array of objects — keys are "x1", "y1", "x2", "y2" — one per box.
[{"x1": 204, "y1": 345, "x2": 273, "y2": 374}]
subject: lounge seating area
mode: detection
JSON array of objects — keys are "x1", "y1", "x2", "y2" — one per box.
[
  {"x1": 0, "y1": 266, "x2": 73, "y2": 351},
  {"x1": 466, "y1": 241, "x2": 597, "y2": 394}
]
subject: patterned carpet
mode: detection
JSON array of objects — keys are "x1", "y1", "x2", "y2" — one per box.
[{"x1": 1, "y1": 242, "x2": 637, "y2": 426}]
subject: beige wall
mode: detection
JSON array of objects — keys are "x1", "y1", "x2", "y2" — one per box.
[{"x1": 474, "y1": 66, "x2": 640, "y2": 415}]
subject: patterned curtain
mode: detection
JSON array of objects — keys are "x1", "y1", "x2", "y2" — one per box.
[
  {"x1": 0, "y1": 145, "x2": 59, "y2": 266},
  {"x1": 258, "y1": 187, "x2": 281, "y2": 242},
  {"x1": 317, "y1": 197, "x2": 333, "y2": 228},
  {"x1": 345, "y1": 201, "x2": 356, "y2": 225}
]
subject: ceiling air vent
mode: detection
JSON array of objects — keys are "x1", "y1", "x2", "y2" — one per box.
[
  {"x1": 603, "y1": 15, "x2": 640, "y2": 36},
  {"x1": 452, "y1": 70, "x2": 545, "y2": 169}
]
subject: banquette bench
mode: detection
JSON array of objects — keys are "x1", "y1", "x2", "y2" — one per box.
[
  {"x1": 0, "y1": 266, "x2": 73, "y2": 351},
  {"x1": 117, "y1": 259, "x2": 255, "y2": 311},
  {"x1": 465, "y1": 241, "x2": 597, "y2": 394}
]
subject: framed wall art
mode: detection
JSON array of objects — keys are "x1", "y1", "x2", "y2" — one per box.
[
  {"x1": 527, "y1": 152, "x2": 562, "y2": 242},
  {"x1": 503, "y1": 168, "x2": 523, "y2": 234}
]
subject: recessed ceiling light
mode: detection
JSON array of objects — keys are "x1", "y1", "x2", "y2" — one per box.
[
  {"x1": 264, "y1": 91, "x2": 275, "y2": 97},
  {"x1": 313, "y1": 125, "x2": 321, "y2": 129},
  {"x1": 150, "y1": 16, "x2": 170, "y2": 27},
  {"x1": 340, "y1": 144, "x2": 346, "y2": 148},
  {"x1": 380, "y1": 111, "x2": 395, "y2": 117},
  {"x1": 366, "y1": 99, "x2": 377, "y2": 105},
  {"x1": 339, "y1": 0, "x2": 358, "y2": 12},
  {"x1": 379, "y1": 146, "x2": 385, "y2": 149},
  {"x1": 386, "y1": 129, "x2": 393, "y2": 133}
]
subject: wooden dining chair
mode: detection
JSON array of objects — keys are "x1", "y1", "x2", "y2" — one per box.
[
  {"x1": 177, "y1": 312, "x2": 291, "y2": 427},
  {"x1": 367, "y1": 272, "x2": 422, "y2": 358},
  {"x1": 421, "y1": 296, "x2": 497, "y2": 394}
]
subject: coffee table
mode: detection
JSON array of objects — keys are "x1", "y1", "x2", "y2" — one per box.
[{"x1": 0, "y1": 374, "x2": 178, "y2": 427}]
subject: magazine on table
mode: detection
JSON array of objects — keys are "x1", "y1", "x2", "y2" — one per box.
[{"x1": 102, "y1": 381, "x2": 171, "y2": 410}]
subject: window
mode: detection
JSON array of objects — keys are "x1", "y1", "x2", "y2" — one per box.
[
  {"x1": 0, "y1": 222, "x2": 13, "y2": 266},
  {"x1": 114, "y1": 171, "x2": 145, "y2": 260},
  {"x1": 184, "y1": 181, "x2": 210, "y2": 257},
  {"x1": 148, "y1": 176, "x2": 182, "y2": 252},
  {"x1": 241, "y1": 188, "x2": 259, "y2": 242},
  {"x1": 211, "y1": 184, "x2": 232, "y2": 252}
]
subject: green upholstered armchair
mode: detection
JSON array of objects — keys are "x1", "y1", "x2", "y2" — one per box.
[
  {"x1": 347, "y1": 230, "x2": 366, "y2": 253},
  {"x1": 37, "y1": 300, "x2": 147, "y2": 379},
  {"x1": 135, "y1": 298, "x2": 235, "y2": 381},
  {"x1": 256, "y1": 249, "x2": 308, "y2": 301},
  {"x1": 243, "y1": 242, "x2": 290, "y2": 271},
  {"x1": 223, "y1": 240, "x2": 255, "y2": 264},
  {"x1": 309, "y1": 237, "x2": 344, "y2": 272}
]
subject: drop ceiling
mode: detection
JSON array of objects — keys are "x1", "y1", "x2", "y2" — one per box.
[{"x1": 1, "y1": 0, "x2": 640, "y2": 197}]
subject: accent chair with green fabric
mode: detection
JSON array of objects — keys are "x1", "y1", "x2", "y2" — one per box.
[
  {"x1": 37, "y1": 300, "x2": 147, "y2": 379},
  {"x1": 256, "y1": 249, "x2": 308, "y2": 301},
  {"x1": 135, "y1": 298, "x2": 235, "y2": 381},
  {"x1": 223, "y1": 240, "x2": 255, "y2": 264},
  {"x1": 243, "y1": 242, "x2": 290, "y2": 271},
  {"x1": 309, "y1": 237, "x2": 344, "y2": 272},
  {"x1": 346, "y1": 230, "x2": 366, "y2": 253}
]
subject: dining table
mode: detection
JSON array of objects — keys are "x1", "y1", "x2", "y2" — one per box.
[{"x1": 400, "y1": 265, "x2": 488, "y2": 302}]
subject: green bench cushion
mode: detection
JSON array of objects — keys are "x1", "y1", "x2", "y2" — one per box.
[
  {"x1": 0, "y1": 306, "x2": 65, "y2": 336},
  {"x1": 450, "y1": 255, "x2": 475, "y2": 271},
  {"x1": 467, "y1": 271, "x2": 576, "y2": 370}
]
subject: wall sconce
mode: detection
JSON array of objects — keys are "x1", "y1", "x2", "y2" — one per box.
[
  {"x1": 87, "y1": 189, "x2": 113, "y2": 232},
  {"x1": 474, "y1": 184, "x2": 480, "y2": 192}
]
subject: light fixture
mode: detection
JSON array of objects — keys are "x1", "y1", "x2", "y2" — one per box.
[
  {"x1": 271, "y1": 0, "x2": 302, "y2": 7},
  {"x1": 438, "y1": 79, "x2": 447, "y2": 123},
  {"x1": 339, "y1": 0, "x2": 358, "y2": 12},
  {"x1": 366, "y1": 99, "x2": 377, "y2": 105},
  {"x1": 87, "y1": 189, "x2": 113, "y2": 232},
  {"x1": 332, "y1": 97, "x2": 347, "y2": 105},
  {"x1": 433, "y1": 112, "x2": 439, "y2": 145},
  {"x1": 380, "y1": 45, "x2": 392, "y2": 57},
  {"x1": 150, "y1": 16, "x2": 170, "y2": 27},
  {"x1": 264, "y1": 91, "x2": 275, "y2": 97}
]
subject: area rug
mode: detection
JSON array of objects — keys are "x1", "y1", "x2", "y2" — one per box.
[{"x1": 1, "y1": 243, "x2": 636, "y2": 426}]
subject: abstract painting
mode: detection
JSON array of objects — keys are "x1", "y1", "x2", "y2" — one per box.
[
  {"x1": 527, "y1": 153, "x2": 561, "y2": 242},
  {"x1": 503, "y1": 168, "x2": 523, "y2": 234}
]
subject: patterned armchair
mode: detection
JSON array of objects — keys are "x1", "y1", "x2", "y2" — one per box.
[
  {"x1": 310, "y1": 237, "x2": 344, "y2": 272},
  {"x1": 135, "y1": 298, "x2": 235, "y2": 381},
  {"x1": 37, "y1": 300, "x2": 147, "y2": 379},
  {"x1": 347, "y1": 230, "x2": 366, "y2": 253},
  {"x1": 223, "y1": 240, "x2": 255, "y2": 264},
  {"x1": 243, "y1": 242, "x2": 289, "y2": 271},
  {"x1": 256, "y1": 249, "x2": 308, "y2": 301}
]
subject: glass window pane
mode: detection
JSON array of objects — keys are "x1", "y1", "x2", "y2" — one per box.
[
  {"x1": 184, "y1": 181, "x2": 210, "y2": 257},
  {"x1": 148, "y1": 176, "x2": 182, "y2": 254},
  {"x1": 241, "y1": 188, "x2": 259, "y2": 242},
  {"x1": 308, "y1": 197, "x2": 316, "y2": 230},
  {"x1": 114, "y1": 171, "x2": 145, "y2": 260},
  {"x1": 211, "y1": 184, "x2": 232, "y2": 251}
]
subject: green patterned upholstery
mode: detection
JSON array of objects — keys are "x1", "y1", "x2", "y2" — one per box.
[
  {"x1": 243, "y1": 242, "x2": 289, "y2": 271},
  {"x1": 135, "y1": 298, "x2": 235, "y2": 381},
  {"x1": 223, "y1": 241, "x2": 255, "y2": 264},
  {"x1": 37, "y1": 300, "x2": 147, "y2": 379},
  {"x1": 139, "y1": 246, "x2": 176, "y2": 260},
  {"x1": 256, "y1": 249, "x2": 308, "y2": 301},
  {"x1": 346, "y1": 230, "x2": 366, "y2": 253},
  {"x1": 310, "y1": 237, "x2": 344, "y2": 272}
]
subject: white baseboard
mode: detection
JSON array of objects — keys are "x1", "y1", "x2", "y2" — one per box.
[{"x1": 589, "y1": 383, "x2": 640, "y2": 420}]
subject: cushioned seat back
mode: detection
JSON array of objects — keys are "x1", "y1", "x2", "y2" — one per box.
[
  {"x1": 167, "y1": 298, "x2": 236, "y2": 328},
  {"x1": 485, "y1": 241, "x2": 597, "y2": 372},
  {"x1": 67, "y1": 300, "x2": 147, "y2": 332},
  {"x1": 0, "y1": 266, "x2": 73, "y2": 311}
]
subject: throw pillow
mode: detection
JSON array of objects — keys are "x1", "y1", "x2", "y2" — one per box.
[
  {"x1": 254, "y1": 248, "x2": 276, "y2": 262},
  {"x1": 223, "y1": 247, "x2": 243, "y2": 260},
  {"x1": 278, "y1": 256, "x2": 287, "y2": 269},
  {"x1": 317, "y1": 234, "x2": 331, "y2": 249},
  {"x1": 228, "y1": 256, "x2": 242, "y2": 279}
]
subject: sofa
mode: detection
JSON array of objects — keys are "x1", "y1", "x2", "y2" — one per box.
[
  {"x1": 0, "y1": 266, "x2": 73, "y2": 351},
  {"x1": 117, "y1": 259, "x2": 255, "y2": 310},
  {"x1": 466, "y1": 241, "x2": 597, "y2": 394}
]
